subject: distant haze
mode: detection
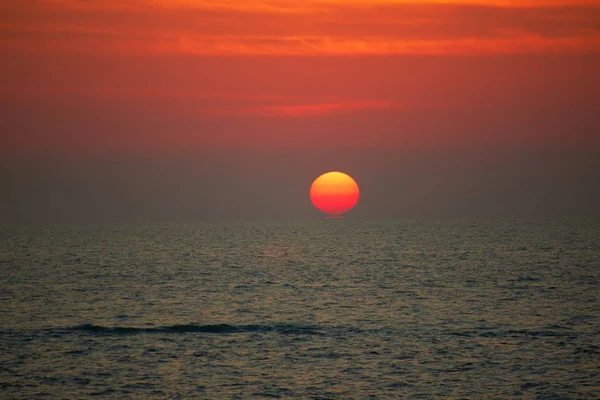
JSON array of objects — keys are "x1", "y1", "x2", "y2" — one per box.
[{"x1": 2, "y1": 148, "x2": 599, "y2": 224}]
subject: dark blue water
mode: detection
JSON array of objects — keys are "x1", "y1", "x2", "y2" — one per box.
[{"x1": 1, "y1": 219, "x2": 599, "y2": 398}]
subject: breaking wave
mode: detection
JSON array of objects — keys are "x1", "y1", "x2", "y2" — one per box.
[{"x1": 66, "y1": 323, "x2": 323, "y2": 336}]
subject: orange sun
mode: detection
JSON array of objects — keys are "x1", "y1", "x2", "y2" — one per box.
[{"x1": 310, "y1": 171, "x2": 360, "y2": 216}]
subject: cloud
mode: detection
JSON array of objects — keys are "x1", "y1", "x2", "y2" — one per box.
[
  {"x1": 1, "y1": 0, "x2": 599, "y2": 55},
  {"x1": 0, "y1": 86, "x2": 415, "y2": 118},
  {"x1": 204, "y1": 100, "x2": 407, "y2": 117}
]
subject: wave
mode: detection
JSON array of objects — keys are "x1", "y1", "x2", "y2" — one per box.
[
  {"x1": 68, "y1": 323, "x2": 323, "y2": 336},
  {"x1": 445, "y1": 328, "x2": 575, "y2": 339}
]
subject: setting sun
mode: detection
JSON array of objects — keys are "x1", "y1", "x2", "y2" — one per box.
[{"x1": 310, "y1": 172, "x2": 360, "y2": 216}]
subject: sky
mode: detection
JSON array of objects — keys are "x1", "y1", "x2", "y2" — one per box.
[{"x1": 1, "y1": 0, "x2": 600, "y2": 223}]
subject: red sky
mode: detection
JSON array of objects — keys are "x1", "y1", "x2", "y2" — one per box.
[
  {"x1": 2, "y1": 0, "x2": 600, "y2": 152},
  {"x1": 1, "y1": 1, "x2": 599, "y2": 221}
]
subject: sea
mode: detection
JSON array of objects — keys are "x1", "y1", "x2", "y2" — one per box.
[{"x1": 1, "y1": 219, "x2": 599, "y2": 399}]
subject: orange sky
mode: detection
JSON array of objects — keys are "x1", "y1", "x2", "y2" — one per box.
[
  {"x1": 1, "y1": 0, "x2": 599, "y2": 154},
  {"x1": 3, "y1": 0, "x2": 600, "y2": 56}
]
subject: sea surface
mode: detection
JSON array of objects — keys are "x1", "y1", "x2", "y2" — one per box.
[{"x1": 1, "y1": 219, "x2": 599, "y2": 399}]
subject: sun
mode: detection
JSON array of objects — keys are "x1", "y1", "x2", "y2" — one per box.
[{"x1": 310, "y1": 171, "x2": 360, "y2": 216}]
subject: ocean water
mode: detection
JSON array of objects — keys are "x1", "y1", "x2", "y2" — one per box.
[{"x1": 1, "y1": 219, "x2": 599, "y2": 399}]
